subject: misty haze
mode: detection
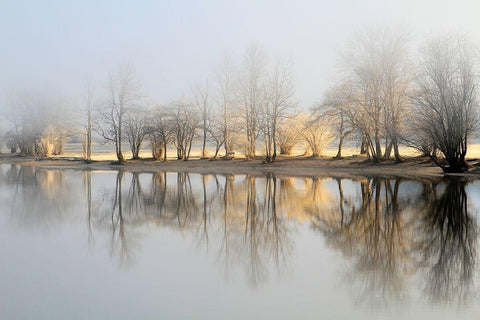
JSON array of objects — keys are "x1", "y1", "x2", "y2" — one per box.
[{"x1": 1, "y1": 1, "x2": 480, "y2": 319}]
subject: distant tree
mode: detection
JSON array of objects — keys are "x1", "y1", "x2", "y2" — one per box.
[
  {"x1": 215, "y1": 53, "x2": 238, "y2": 158},
  {"x1": 340, "y1": 28, "x2": 412, "y2": 162},
  {"x1": 125, "y1": 105, "x2": 148, "y2": 159},
  {"x1": 5, "y1": 92, "x2": 71, "y2": 157},
  {"x1": 149, "y1": 106, "x2": 175, "y2": 161},
  {"x1": 97, "y1": 64, "x2": 141, "y2": 163},
  {"x1": 294, "y1": 113, "x2": 333, "y2": 157},
  {"x1": 277, "y1": 118, "x2": 299, "y2": 155},
  {"x1": 171, "y1": 100, "x2": 200, "y2": 160},
  {"x1": 207, "y1": 116, "x2": 225, "y2": 158},
  {"x1": 259, "y1": 56, "x2": 295, "y2": 162},
  {"x1": 318, "y1": 83, "x2": 356, "y2": 159},
  {"x1": 237, "y1": 45, "x2": 267, "y2": 159},
  {"x1": 193, "y1": 81, "x2": 212, "y2": 158},
  {"x1": 81, "y1": 83, "x2": 95, "y2": 162}
]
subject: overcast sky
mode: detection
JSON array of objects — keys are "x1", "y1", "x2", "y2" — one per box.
[{"x1": 1, "y1": 0, "x2": 479, "y2": 110}]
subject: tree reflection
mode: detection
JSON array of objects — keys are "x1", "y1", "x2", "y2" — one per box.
[
  {"x1": 4, "y1": 165, "x2": 74, "y2": 227},
  {"x1": 83, "y1": 170, "x2": 94, "y2": 248},
  {"x1": 92, "y1": 171, "x2": 143, "y2": 269},
  {"x1": 414, "y1": 178, "x2": 477, "y2": 306},
  {"x1": 310, "y1": 177, "x2": 414, "y2": 308},
  {"x1": 310, "y1": 176, "x2": 478, "y2": 309},
  {"x1": 2, "y1": 165, "x2": 479, "y2": 308}
]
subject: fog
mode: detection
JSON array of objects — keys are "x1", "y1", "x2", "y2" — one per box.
[{"x1": 1, "y1": 0, "x2": 479, "y2": 110}]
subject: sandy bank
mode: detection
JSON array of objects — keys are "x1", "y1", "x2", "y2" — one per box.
[{"x1": 3, "y1": 153, "x2": 479, "y2": 180}]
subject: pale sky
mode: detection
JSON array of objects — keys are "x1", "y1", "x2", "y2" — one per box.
[{"x1": 1, "y1": 0, "x2": 479, "y2": 110}]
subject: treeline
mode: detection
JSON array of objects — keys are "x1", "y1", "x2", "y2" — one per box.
[
  {"x1": 2, "y1": 29, "x2": 479, "y2": 172},
  {"x1": 320, "y1": 30, "x2": 479, "y2": 173}
]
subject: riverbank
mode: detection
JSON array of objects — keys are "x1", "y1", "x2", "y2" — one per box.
[{"x1": 3, "y1": 153, "x2": 480, "y2": 179}]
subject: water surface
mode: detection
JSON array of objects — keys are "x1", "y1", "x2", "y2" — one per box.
[{"x1": 1, "y1": 164, "x2": 479, "y2": 319}]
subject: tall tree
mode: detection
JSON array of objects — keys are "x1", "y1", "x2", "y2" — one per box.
[
  {"x1": 82, "y1": 82, "x2": 95, "y2": 162},
  {"x1": 193, "y1": 81, "x2": 212, "y2": 158},
  {"x1": 97, "y1": 64, "x2": 141, "y2": 163},
  {"x1": 150, "y1": 105, "x2": 175, "y2": 161},
  {"x1": 171, "y1": 99, "x2": 200, "y2": 160},
  {"x1": 125, "y1": 105, "x2": 148, "y2": 159},
  {"x1": 337, "y1": 28, "x2": 412, "y2": 162},
  {"x1": 215, "y1": 53, "x2": 237, "y2": 158},
  {"x1": 413, "y1": 35, "x2": 479, "y2": 173},
  {"x1": 260, "y1": 56, "x2": 295, "y2": 162},
  {"x1": 237, "y1": 45, "x2": 267, "y2": 159}
]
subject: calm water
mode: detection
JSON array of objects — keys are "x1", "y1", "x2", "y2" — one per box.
[{"x1": 1, "y1": 164, "x2": 480, "y2": 319}]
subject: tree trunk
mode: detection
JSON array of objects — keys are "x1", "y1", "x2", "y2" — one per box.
[
  {"x1": 393, "y1": 139, "x2": 403, "y2": 163},
  {"x1": 87, "y1": 113, "x2": 92, "y2": 162},
  {"x1": 213, "y1": 144, "x2": 220, "y2": 159},
  {"x1": 202, "y1": 118, "x2": 207, "y2": 158},
  {"x1": 272, "y1": 117, "x2": 277, "y2": 162},
  {"x1": 117, "y1": 120, "x2": 125, "y2": 163},
  {"x1": 360, "y1": 135, "x2": 367, "y2": 154},
  {"x1": 444, "y1": 155, "x2": 468, "y2": 173},
  {"x1": 384, "y1": 142, "x2": 392, "y2": 160},
  {"x1": 335, "y1": 135, "x2": 345, "y2": 159},
  {"x1": 374, "y1": 133, "x2": 382, "y2": 163}
]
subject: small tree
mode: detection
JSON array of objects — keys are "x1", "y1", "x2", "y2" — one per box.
[
  {"x1": 171, "y1": 100, "x2": 199, "y2": 160},
  {"x1": 260, "y1": 56, "x2": 295, "y2": 162},
  {"x1": 318, "y1": 83, "x2": 356, "y2": 159},
  {"x1": 125, "y1": 106, "x2": 148, "y2": 159},
  {"x1": 207, "y1": 118, "x2": 225, "y2": 159},
  {"x1": 294, "y1": 113, "x2": 333, "y2": 157},
  {"x1": 193, "y1": 81, "x2": 212, "y2": 158},
  {"x1": 277, "y1": 118, "x2": 299, "y2": 155},
  {"x1": 150, "y1": 106, "x2": 174, "y2": 161}
]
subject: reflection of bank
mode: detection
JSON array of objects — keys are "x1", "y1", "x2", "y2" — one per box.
[{"x1": 3, "y1": 165, "x2": 478, "y2": 306}]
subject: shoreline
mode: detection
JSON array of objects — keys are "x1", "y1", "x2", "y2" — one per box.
[{"x1": 2, "y1": 153, "x2": 480, "y2": 180}]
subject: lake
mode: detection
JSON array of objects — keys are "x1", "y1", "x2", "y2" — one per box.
[{"x1": 1, "y1": 164, "x2": 480, "y2": 319}]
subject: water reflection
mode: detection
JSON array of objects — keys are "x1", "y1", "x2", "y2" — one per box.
[
  {"x1": 416, "y1": 178, "x2": 476, "y2": 306},
  {"x1": 1, "y1": 165, "x2": 479, "y2": 309},
  {"x1": 309, "y1": 176, "x2": 478, "y2": 309}
]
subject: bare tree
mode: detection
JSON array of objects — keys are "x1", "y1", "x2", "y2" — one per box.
[
  {"x1": 380, "y1": 32, "x2": 413, "y2": 162},
  {"x1": 237, "y1": 45, "x2": 267, "y2": 159},
  {"x1": 193, "y1": 81, "x2": 212, "y2": 158},
  {"x1": 277, "y1": 118, "x2": 299, "y2": 155},
  {"x1": 171, "y1": 100, "x2": 200, "y2": 160},
  {"x1": 5, "y1": 92, "x2": 72, "y2": 157},
  {"x1": 339, "y1": 28, "x2": 412, "y2": 162},
  {"x1": 294, "y1": 112, "x2": 333, "y2": 157},
  {"x1": 260, "y1": 56, "x2": 295, "y2": 162},
  {"x1": 318, "y1": 83, "x2": 356, "y2": 158},
  {"x1": 125, "y1": 105, "x2": 148, "y2": 159},
  {"x1": 150, "y1": 105, "x2": 175, "y2": 161},
  {"x1": 413, "y1": 35, "x2": 479, "y2": 173},
  {"x1": 82, "y1": 82, "x2": 95, "y2": 162},
  {"x1": 215, "y1": 53, "x2": 238, "y2": 158},
  {"x1": 97, "y1": 64, "x2": 141, "y2": 163},
  {"x1": 207, "y1": 115, "x2": 225, "y2": 158}
]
